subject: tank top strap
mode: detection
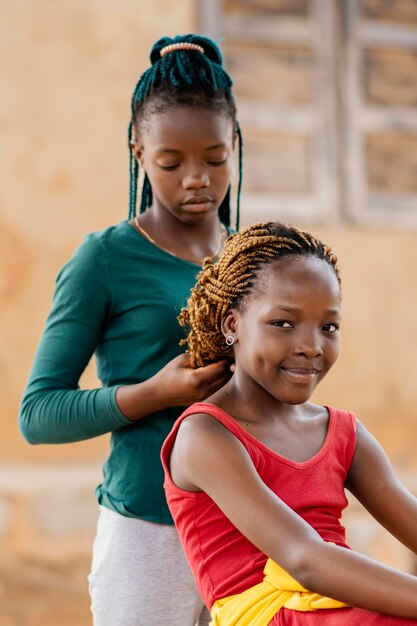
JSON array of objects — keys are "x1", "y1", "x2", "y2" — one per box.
[
  {"x1": 161, "y1": 402, "x2": 252, "y2": 477},
  {"x1": 326, "y1": 406, "x2": 357, "y2": 472},
  {"x1": 179, "y1": 402, "x2": 245, "y2": 435},
  {"x1": 186, "y1": 404, "x2": 358, "y2": 462},
  {"x1": 162, "y1": 403, "x2": 358, "y2": 479}
]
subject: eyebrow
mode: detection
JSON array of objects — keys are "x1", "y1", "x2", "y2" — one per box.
[
  {"x1": 275, "y1": 305, "x2": 340, "y2": 316},
  {"x1": 155, "y1": 143, "x2": 227, "y2": 154}
]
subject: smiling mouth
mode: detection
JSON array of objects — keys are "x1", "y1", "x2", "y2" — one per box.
[{"x1": 280, "y1": 368, "x2": 320, "y2": 384}]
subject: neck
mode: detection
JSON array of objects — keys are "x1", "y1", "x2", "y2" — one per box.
[
  {"x1": 135, "y1": 207, "x2": 227, "y2": 264},
  {"x1": 208, "y1": 375, "x2": 303, "y2": 425},
  {"x1": 144, "y1": 204, "x2": 224, "y2": 234}
]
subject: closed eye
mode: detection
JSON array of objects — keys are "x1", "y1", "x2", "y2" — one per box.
[
  {"x1": 323, "y1": 323, "x2": 339, "y2": 333},
  {"x1": 158, "y1": 164, "x2": 179, "y2": 171},
  {"x1": 208, "y1": 159, "x2": 227, "y2": 166}
]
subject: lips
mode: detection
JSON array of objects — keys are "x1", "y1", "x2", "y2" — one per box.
[
  {"x1": 280, "y1": 367, "x2": 320, "y2": 384},
  {"x1": 181, "y1": 195, "x2": 214, "y2": 211}
]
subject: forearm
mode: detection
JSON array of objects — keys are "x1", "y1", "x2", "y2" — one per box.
[
  {"x1": 296, "y1": 540, "x2": 417, "y2": 619},
  {"x1": 20, "y1": 373, "x2": 180, "y2": 443},
  {"x1": 19, "y1": 386, "x2": 130, "y2": 444},
  {"x1": 116, "y1": 354, "x2": 231, "y2": 421},
  {"x1": 115, "y1": 377, "x2": 180, "y2": 421}
]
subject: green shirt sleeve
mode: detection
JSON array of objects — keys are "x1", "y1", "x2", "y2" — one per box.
[{"x1": 19, "y1": 234, "x2": 131, "y2": 444}]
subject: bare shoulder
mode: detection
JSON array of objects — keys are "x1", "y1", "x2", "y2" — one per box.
[
  {"x1": 170, "y1": 411, "x2": 250, "y2": 492},
  {"x1": 175, "y1": 411, "x2": 237, "y2": 449},
  {"x1": 179, "y1": 410, "x2": 226, "y2": 432}
]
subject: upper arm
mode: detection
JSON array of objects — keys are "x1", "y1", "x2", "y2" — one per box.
[
  {"x1": 169, "y1": 413, "x2": 323, "y2": 575},
  {"x1": 346, "y1": 420, "x2": 417, "y2": 553},
  {"x1": 18, "y1": 237, "x2": 126, "y2": 444},
  {"x1": 27, "y1": 236, "x2": 111, "y2": 391}
]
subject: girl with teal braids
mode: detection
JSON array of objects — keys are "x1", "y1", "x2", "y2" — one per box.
[{"x1": 19, "y1": 34, "x2": 243, "y2": 626}]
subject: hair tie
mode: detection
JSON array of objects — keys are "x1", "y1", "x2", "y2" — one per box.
[{"x1": 160, "y1": 42, "x2": 205, "y2": 58}]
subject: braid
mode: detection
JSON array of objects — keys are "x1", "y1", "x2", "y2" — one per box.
[
  {"x1": 128, "y1": 34, "x2": 241, "y2": 228},
  {"x1": 128, "y1": 122, "x2": 139, "y2": 220},
  {"x1": 179, "y1": 222, "x2": 340, "y2": 368},
  {"x1": 235, "y1": 123, "x2": 243, "y2": 231}
]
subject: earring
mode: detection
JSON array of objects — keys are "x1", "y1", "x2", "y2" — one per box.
[{"x1": 225, "y1": 335, "x2": 235, "y2": 346}]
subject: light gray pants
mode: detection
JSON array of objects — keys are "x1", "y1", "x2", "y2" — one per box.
[{"x1": 88, "y1": 506, "x2": 211, "y2": 626}]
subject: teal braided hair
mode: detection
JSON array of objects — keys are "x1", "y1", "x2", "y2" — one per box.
[{"x1": 128, "y1": 34, "x2": 243, "y2": 229}]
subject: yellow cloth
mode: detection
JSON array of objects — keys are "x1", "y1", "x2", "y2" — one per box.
[{"x1": 210, "y1": 558, "x2": 348, "y2": 625}]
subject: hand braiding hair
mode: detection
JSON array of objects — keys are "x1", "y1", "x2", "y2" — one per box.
[{"x1": 179, "y1": 222, "x2": 340, "y2": 368}]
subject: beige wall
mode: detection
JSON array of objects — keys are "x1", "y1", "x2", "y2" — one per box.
[
  {"x1": 1, "y1": 2, "x2": 197, "y2": 623},
  {"x1": 2, "y1": 0, "x2": 417, "y2": 623}
]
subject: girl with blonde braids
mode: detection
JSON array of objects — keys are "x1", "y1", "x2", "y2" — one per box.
[{"x1": 162, "y1": 221, "x2": 417, "y2": 625}]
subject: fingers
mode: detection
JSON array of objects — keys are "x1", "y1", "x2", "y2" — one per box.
[
  {"x1": 158, "y1": 353, "x2": 233, "y2": 405},
  {"x1": 190, "y1": 360, "x2": 233, "y2": 399},
  {"x1": 200, "y1": 358, "x2": 228, "y2": 371},
  {"x1": 173, "y1": 352, "x2": 191, "y2": 367},
  {"x1": 173, "y1": 352, "x2": 234, "y2": 374},
  {"x1": 192, "y1": 359, "x2": 229, "y2": 380}
]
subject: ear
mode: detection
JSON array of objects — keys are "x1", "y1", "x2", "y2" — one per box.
[
  {"x1": 221, "y1": 309, "x2": 239, "y2": 342},
  {"x1": 131, "y1": 141, "x2": 145, "y2": 167}
]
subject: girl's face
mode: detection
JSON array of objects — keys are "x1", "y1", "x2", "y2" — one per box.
[
  {"x1": 224, "y1": 256, "x2": 341, "y2": 407},
  {"x1": 133, "y1": 106, "x2": 235, "y2": 225}
]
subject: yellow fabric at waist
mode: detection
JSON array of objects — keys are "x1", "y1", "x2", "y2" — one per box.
[{"x1": 210, "y1": 558, "x2": 348, "y2": 625}]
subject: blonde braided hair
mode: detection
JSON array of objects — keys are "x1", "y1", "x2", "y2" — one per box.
[{"x1": 179, "y1": 222, "x2": 340, "y2": 368}]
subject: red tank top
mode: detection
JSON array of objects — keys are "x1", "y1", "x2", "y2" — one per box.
[{"x1": 161, "y1": 403, "x2": 356, "y2": 610}]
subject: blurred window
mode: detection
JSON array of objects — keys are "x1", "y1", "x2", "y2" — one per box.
[{"x1": 197, "y1": 0, "x2": 417, "y2": 230}]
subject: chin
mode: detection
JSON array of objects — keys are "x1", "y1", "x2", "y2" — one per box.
[
  {"x1": 276, "y1": 391, "x2": 314, "y2": 405},
  {"x1": 186, "y1": 207, "x2": 219, "y2": 221}
]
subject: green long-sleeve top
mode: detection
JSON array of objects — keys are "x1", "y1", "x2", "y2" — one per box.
[{"x1": 19, "y1": 220, "x2": 204, "y2": 523}]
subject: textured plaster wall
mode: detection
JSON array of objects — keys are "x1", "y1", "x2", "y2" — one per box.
[{"x1": 1, "y1": 0, "x2": 417, "y2": 623}]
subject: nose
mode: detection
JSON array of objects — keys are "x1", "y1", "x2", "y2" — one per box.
[
  {"x1": 182, "y1": 169, "x2": 210, "y2": 190},
  {"x1": 295, "y1": 329, "x2": 323, "y2": 359}
]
